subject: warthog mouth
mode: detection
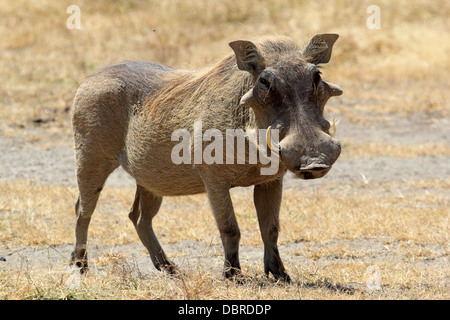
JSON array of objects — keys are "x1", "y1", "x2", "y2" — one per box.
[{"x1": 294, "y1": 163, "x2": 331, "y2": 180}]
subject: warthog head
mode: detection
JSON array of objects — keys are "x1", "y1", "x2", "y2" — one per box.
[{"x1": 230, "y1": 34, "x2": 343, "y2": 179}]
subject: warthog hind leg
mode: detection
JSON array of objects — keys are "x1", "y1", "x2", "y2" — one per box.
[
  {"x1": 129, "y1": 185, "x2": 176, "y2": 274},
  {"x1": 71, "y1": 160, "x2": 118, "y2": 273}
]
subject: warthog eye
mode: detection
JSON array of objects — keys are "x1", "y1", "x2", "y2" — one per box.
[
  {"x1": 259, "y1": 77, "x2": 271, "y2": 88},
  {"x1": 312, "y1": 70, "x2": 321, "y2": 93}
]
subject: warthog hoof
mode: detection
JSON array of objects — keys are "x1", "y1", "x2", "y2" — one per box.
[
  {"x1": 70, "y1": 250, "x2": 88, "y2": 274},
  {"x1": 223, "y1": 264, "x2": 242, "y2": 280},
  {"x1": 270, "y1": 271, "x2": 291, "y2": 283},
  {"x1": 160, "y1": 263, "x2": 179, "y2": 275}
]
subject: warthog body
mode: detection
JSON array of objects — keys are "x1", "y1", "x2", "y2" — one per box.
[{"x1": 71, "y1": 34, "x2": 343, "y2": 281}]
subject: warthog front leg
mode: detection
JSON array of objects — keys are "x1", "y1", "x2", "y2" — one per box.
[
  {"x1": 254, "y1": 179, "x2": 291, "y2": 282},
  {"x1": 129, "y1": 185, "x2": 176, "y2": 274},
  {"x1": 204, "y1": 181, "x2": 241, "y2": 279}
]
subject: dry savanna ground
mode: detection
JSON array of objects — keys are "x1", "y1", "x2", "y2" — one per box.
[{"x1": 0, "y1": 0, "x2": 449, "y2": 300}]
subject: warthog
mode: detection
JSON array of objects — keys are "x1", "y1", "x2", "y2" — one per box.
[{"x1": 71, "y1": 34, "x2": 343, "y2": 282}]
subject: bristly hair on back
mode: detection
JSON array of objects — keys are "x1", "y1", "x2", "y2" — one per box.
[{"x1": 143, "y1": 36, "x2": 302, "y2": 128}]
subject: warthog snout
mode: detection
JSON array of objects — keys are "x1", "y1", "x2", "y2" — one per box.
[
  {"x1": 280, "y1": 133, "x2": 341, "y2": 180},
  {"x1": 301, "y1": 137, "x2": 340, "y2": 179}
]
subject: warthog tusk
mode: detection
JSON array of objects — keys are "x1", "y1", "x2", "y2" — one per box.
[
  {"x1": 266, "y1": 125, "x2": 273, "y2": 151},
  {"x1": 329, "y1": 117, "x2": 340, "y2": 137},
  {"x1": 249, "y1": 126, "x2": 280, "y2": 159},
  {"x1": 266, "y1": 125, "x2": 280, "y2": 159}
]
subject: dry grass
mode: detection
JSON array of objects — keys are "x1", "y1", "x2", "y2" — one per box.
[
  {"x1": 1, "y1": 179, "x2": 448, "y2": 299},
  {"x1": 341, "y1": 141, "x2": 450, "y2": 159},
  {"x1": 1, "y1": 179, "x2": 448, "y2": 247},
  {"x1": 2, "y1": 257, "x2": 447, "y2": 300},
  {"x1": 0, "y1": 0, "x2": 449, "y2": 135}
]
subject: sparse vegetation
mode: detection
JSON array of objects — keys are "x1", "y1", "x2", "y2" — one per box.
[
  {"x1": 0, "y1": 0, "x2": 448, "y2": 299},
  {"x1": 1, "y1": 178, "x2": 448, "y2": 299}
]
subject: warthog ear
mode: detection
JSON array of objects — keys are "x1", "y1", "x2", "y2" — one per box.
[
  {"x1": 301, "y1": 33, "x2": 339, "y2": 65},
  {"x1": 229, "y1": 40, "x2": 265, "y2": 75}
]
